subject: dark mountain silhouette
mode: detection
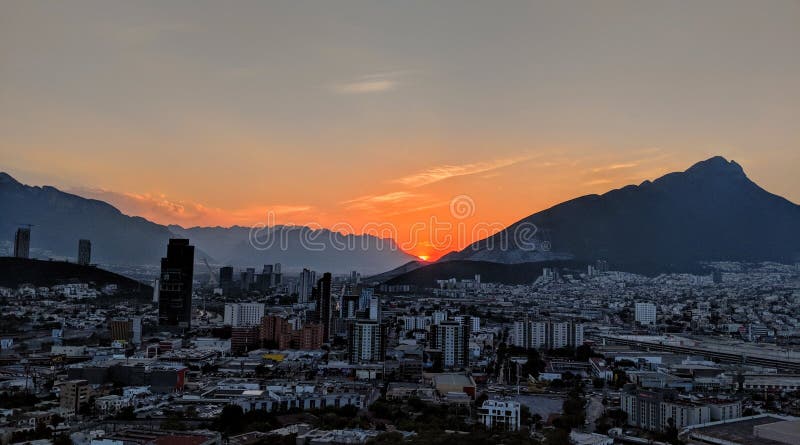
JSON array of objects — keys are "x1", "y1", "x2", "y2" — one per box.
[
  {"x1": 0, "y1": 172, "x2": 416, "y2": 273},
  {"x1": 440, "y1": 156, "x2": 800, "y2": 272},
  {"x1": 0, "y1": 257, "x2": 152, "y2": 297},
  {"x1": 363, "y1": 260, "x2": 426, "y2": 284},
  {"x1": 0, "y1": 172, "x2": 179, "y2": 265}
]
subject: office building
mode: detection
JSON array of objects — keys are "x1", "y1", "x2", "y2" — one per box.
[
  {"x1": 158, "y1": 239, "x2": 195, "y2": 329},
  {"x1": 348, "y1": 320, "x2": 385, "y2": 364},
  {"x1": 313, "y1": 273, "x2": 333, "y2": 342},
  {"x1": 224, "y1": 303, "x2": 265, "y2": 327},
  {"x1": 13, "y1": 227, "x2": 30, "y2": 259},
  {"x1": 77, "y1": 239, "x2": 91, "y2": 265},
  {"x1": 635, "y1": 302, "x2": 657, "y2": 325}
]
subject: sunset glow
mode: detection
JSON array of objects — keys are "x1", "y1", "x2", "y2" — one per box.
[{"x1": 1, "y1": 1, "x2": 798, "y2": 260}]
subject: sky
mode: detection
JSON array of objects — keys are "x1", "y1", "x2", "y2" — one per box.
[{"x1": 1, "y1": 0, "x2": 798, "y2": 260}]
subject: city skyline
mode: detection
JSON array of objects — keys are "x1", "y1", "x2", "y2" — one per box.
[{"x1": 2, "y1": 1, "x2": 799, "y2": 260}]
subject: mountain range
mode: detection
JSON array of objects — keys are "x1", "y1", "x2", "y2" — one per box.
[
  {"x1": 0, "y1": 172, "x2": 415, "y2": 274},
  {"x1": 3, "y1": 156, "x2": 798, "y2": 280}
]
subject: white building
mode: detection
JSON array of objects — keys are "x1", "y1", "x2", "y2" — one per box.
[
  {"x1": 368, "y1": 296, "x2": 381, "y2": 321},
  {"x1": 635, "y1": 302, "x2": 657, "y2": 325},
  {"x1": 454, "y1": 316, "x2": 481, "y2": 332},
  {"x1": 478, "y1": 400, "x2": 521, "y2": 431},
  {"x1": 348, "y1": 320, "x2": 383, "y2": 363},
  {"x1": 224, "y1": 303, "x2": 265, "y2": 327},
  {"x1": 511, "y1": 320, "x2": 583, "y2": 350},
  {"x1": 432, "y1": 311, "x2": 448, "y2": 325},
  {"x1": 398, "y1": 315, "x2": 429, "y2": 331}
]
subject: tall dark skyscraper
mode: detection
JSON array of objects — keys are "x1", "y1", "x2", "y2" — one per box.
[
  {"x1": 77, "y1": 239, "x2": 91, "y2": 265},
  {"x1": 158, "y1": 239, "x2": 195, "y2": 329},
  {"x1": 313, "y1": 272, "x2": 332, "y2": 343},
  {"x1": 13, "y1": 227, "x2": 30, "y2": 259}
]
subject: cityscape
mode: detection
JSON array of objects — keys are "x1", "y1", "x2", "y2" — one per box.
[{"x1": 2, "y1": 2, "x2": 800, "y2": 445}]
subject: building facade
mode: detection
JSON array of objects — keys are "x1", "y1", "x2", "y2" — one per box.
[{"x1": 157, "y1": 239, "x2": 195, "y2": 329}]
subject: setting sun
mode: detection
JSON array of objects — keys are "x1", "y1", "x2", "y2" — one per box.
[{"x1": 418, "y1": 255, "x2": 430, "y2": 261}]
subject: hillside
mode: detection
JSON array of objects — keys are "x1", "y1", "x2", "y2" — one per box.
[
  {"x1": 0, "y1": 257, "x2": 152, "y2": 296},
  {"x1": 440, "y1": 157, "x2": 800, "y2": 272}
]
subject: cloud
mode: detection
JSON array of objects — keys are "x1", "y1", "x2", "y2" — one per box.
[
  {"x1": 395, "y1": 156, "x2": 532, "y2": 188},
  {"x1": 341, "y1": 191, "x2": 419, "y2": 210},
  {"x1": 69, "y1": 187, "x2": 312, "y2": 226},
  {"x1": 333, "y1": 72, "x2": 405, "y2": 94},
  {"x1": 591, "y1": 162, "x2": 638, "y2": 173}
]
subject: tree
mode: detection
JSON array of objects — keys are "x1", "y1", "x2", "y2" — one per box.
[{"x1": 214, "y1": 404, "x2": 246, "y2": 434}]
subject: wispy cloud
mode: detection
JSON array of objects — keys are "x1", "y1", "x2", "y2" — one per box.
[
  {"x1": 333, "y1": 71, "x2": 406, "y2": 94},
  {"x1": 341, "y1": 191, "x2": 419, "y2": 210},
  {"x1": 395, "y1": 156, "x2": 532, "y2": 188},
  {"x1": 70, "y1": 187, "x2": 312, "y2": 226},
  {"x1": 591, "y1": 162, "x2": 638, "y2": 173}
]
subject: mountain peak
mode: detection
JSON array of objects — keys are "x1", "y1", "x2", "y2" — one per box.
[
  {"x1": 0, "y1": 172, "x2": 21, "y2": 186},
  {"x1": 685, "y1": 156, "x2": 745, "y2": 177}
]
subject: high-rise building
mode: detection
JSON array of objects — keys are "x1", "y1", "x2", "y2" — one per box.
[
  {"x1": 224, "y1": 303, "x2": 265, "y2": 327},
  {"x1": 260, "y1": 315, "x2": 293, "y2": 349},
  {"x1": 454, "y1": 316, "x2": 481, "y2": 332},
  {"x1": 77, "y1": 239, "x2": 91, "y2": 265},
  {"x1": 13, "y1": 227, "x2": 30, "y2": 259},
  {"x1": 358, "y1": 287, "x2": 373, "y2": 311},
  {"x1": 347, "y1": 320, "x2": 385, "y2": 364},
  {"x1": 430, "y1": 320, "x2": 470, "y2": 369},
  {"x1": 294, "y1": 323, "x2": 324, "y2": 350},
  {"x1": 298, "y1": 268, "x2": 315, "y2": 303},
  {"x1": 368, "y1": 296, "x2": 381, "y2": 321},
  {"x1": 313, "y1": 272, "x2": 333, "y2": 342},
  {"x1": 341, "y1": 294, "x2": 359, "y2": 319},
  {"x1": 241, "y1": 268, "x2": 256, "y2": 291},
  {"x1": 635, "y1": 302, "x2": 657, "y2": 325},
  {"x1": 219, "y1": 266, "x2": 234, "y2": 290},
  {"x1": 431, "y1": 310, "x2": 448, "y2": 325},
  {"x1": 131, "y1": 316, "x2": 142, "y2": 345},
  {"x1": 158, "y1": 239, "x2": 195, "y2": 329}
]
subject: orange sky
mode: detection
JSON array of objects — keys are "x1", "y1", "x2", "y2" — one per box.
[{"x1": 1, "y1": 1, "x2": 799, "y2": 260}]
